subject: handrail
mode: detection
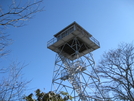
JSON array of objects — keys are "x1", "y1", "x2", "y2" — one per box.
[
  {"x1": 90, "y1": 36, "x2": 100, "y2": 47},
  {"x1": 47, "y1": 25, "x2": 75, "y2": 47},
  {"x1": 47, "y1": 24, "x2": 100, "y2": 48},
  {"x1": 47, "y1": 36, "x2": 100, "y2": 48},
  {"x1": 47, "y1": 37, "x2": 57, "y2": 47}
]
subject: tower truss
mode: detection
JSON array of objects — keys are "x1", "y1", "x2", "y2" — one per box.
[{"x1": 47, "y1": 22, "x2": 105, "y2": 101}]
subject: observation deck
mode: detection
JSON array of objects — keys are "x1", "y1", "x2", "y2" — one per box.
[{"x1": 47, "y1": 22, "x2": 100, "y2": 60}]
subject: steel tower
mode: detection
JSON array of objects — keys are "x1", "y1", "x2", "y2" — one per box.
[{"x1": 47, "y1": 22, "x2": 104, "y2": 101}]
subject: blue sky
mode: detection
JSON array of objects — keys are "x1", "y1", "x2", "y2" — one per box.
[{"x1": 1, "y1": 0, "x2": 134, "y2": 95}]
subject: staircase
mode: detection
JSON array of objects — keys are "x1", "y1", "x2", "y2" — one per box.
[{"x1": 59, "y1": 54, "x2": 87, "y2": 100}]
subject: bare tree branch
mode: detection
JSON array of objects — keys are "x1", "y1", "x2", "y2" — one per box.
[
  {"x1": 0, "y1": 0, "x2": 44, "y2": 27},
  {"x1": 0, "y1": 0, "x2": 44, "y2": 100},
  {"x1": 97, "y1": 43, "x2": 134, "y2": 101},
  {"x1": 0, "y1": 0, "x2": 44, "y2": 57},
  {"x1": 0, "y1": 62, "x2": 30, "y2": 101}
]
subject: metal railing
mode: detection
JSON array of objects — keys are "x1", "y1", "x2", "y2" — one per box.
[
  {"x1": 47, "y1": 37, "x2": 57, "y2": 47},
  {"x1": 75, "y1": 24, "x2": 100, "y2": 47},
  {"x1": 47, "y1": 35, "x2": 100, "y2": 48},
  {"x1": 47, "y1": 23, "x2": 100, "y2": 48},
  {"x1": 90, "y1": 36, "x2": 100, "y2": 47},
  {"x1": 47, "y1": 25, "x2": 75, "y2": 47}
]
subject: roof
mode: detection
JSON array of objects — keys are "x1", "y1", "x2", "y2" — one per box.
[{"x1": 54, "y1": 21, "x2": 92, "y2": 37}]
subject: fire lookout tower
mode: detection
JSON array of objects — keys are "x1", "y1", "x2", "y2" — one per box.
[{"x1": 47, "y1": 22, "x2": 104, "y2": 101}]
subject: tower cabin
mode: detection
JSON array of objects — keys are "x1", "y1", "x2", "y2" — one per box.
[{"x1": 47, "y1": 22, "x2": 100, "y2": 60}]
